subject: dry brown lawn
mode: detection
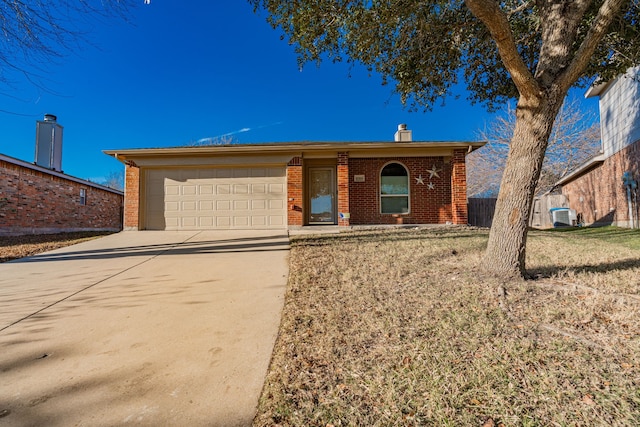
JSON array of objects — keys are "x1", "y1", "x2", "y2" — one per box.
[
  {"x1": 0, "y1": 231, "x2": 114, "y2": 263},
  {"x1": 254, "y1": 226, "x2": 640, "y2": 426}
]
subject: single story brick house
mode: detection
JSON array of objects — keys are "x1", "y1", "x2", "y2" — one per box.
[
  {"x1": 105, "y1": 127, "x2": 483, "y2": 231},
  {"x1": 556, "y1": 68, "x2": 640, "y2": 228},
  {"x1": 0, "y1": 153, "x2": 124, "y2": 236}
]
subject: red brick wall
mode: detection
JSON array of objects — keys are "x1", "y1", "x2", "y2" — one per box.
[
  {"x1": 287, "y1": 157, "x2": 303, "y2": 226},
  {"x1": 0, "y1": 160, "x2": 123, "y2": 235},
  {"x1": 124, "y1": 165, "x2": 140, "y2": 230},
  {"x1": 348, "y1": 157, "x2": 456, "y2": 225},
  {"x1": 337, "y1": 152, "x2": 350, "y2": 226},
  {"x1": 562, "y1": 139, "x2": 640, "y2": 226},
  {"x1": 451, "y1": 149, "x2": 468, "y2": 225}
]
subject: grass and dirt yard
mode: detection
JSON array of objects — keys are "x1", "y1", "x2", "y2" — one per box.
[
  {"x1": 254, "y1": 226, "x2": 640, "y2": 426},
  {"x1": 0, "y1": 231, "x2": 114, "y2": 263}
]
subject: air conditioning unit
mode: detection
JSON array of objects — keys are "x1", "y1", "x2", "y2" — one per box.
[{"x1": 550, "y1": 208, "x2": 577, "y2": 227}]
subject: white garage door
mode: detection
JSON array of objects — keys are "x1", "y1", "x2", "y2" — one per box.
[{"x1": 145, "y1": 167, "x2": 287, "y2": 230}]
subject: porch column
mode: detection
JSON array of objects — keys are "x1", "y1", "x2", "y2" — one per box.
[
  {"x1": 337, "y1": 152, "x2": 350, "y2": 226},
  {"x1": 451, "y1": 149, "x2": 468, "y2": 225},
  {"x1": 287, "y1": 157, "x2": 303, "y2": 226},
  {"x1": 124, "y1": 163, "x2": 140, "y2": 230}
]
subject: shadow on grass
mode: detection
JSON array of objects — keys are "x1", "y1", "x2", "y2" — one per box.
[
  {"x1": 292, "y1": 227, "x2": 488, "y2": 247},
  {"x1": 528, "y1": 257, "x2": 640, "y2": 278}
]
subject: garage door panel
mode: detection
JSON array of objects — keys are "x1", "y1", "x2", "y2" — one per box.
[
  {"x1": 233, "y1": 184, "x2": 249, "y2": 194},
  {"x1": 252, "y1": 216, "x2": 267, "y2": 226},
  {"x1": 200, "y1": 200, "x2": 214, "y2": 210},
  {"x1": 269, "y1": 199, "x2": 284, "y2": 210},
  {"x1": 199, "y1": 184, "x2": 214, "y2": 195},
  {"x1": 269, "y1": 183, "x2": 285, "y2": 194},
  {"x1": 270, "y1": 216, "x2": 285, "y2": 226},
  {"x1": 199, "y1": 217, "x2": 214, "y2": 227},
  {"x1": 182, "y1": 185, "x2": 197, "y2": 196},
  {"x1": 216, "y1": 217, "x2": 231, "y2": 227},
  {"x1": 233, "y1": 200, "x2": 250, "y2": 210},
  {"x1": 252, "y1": 199, "x2": 266, "y2": 210},
  {"x1": 145, "y1": 167, "x2": 286, "y2": 230},
  {"x1": 252, "y1": 184, "x2": 266, "y2": 194},
  {"x1": 217, "y1": 184, "x2": 230, "y2": 194},
  {"x1": 182, "y1": 201, "x2": 197, "y2": 211},
  {"x1": 233, "y1": 216, "x2": 250, "y2": 227},
  {"x1": 166, "y1": 185, "x2": 180, "y2": 196}
]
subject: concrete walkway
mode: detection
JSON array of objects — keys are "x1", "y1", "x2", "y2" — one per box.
[{"x1": 0, "y1": 230, "x2": 290, "y2": 426}]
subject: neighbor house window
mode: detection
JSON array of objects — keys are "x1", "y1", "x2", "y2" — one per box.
[
  {"x1": 380, "y1": 162, "x2": 409, "y2": 214},
  {"x1": 79, "y1": 188, "x2": 86, "y2": 205}
]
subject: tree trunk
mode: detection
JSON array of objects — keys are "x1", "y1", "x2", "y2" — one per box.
[{"x1": 483, "y1": 94, "x2": 563, "y2": 277}]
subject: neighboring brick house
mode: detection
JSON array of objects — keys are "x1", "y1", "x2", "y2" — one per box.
[
  {"x1": 557, "y1": 68, "x2": 640, "y2": 228},
  {"x1": 0, "y1": 153, "x2": 124, "y2": 235},
  {"x1": 105, "y1": 126, "x2": 483, "y2": 231}
]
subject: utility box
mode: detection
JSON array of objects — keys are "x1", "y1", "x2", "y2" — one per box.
[
  {"x1": 35, "y1": 114, "x2": 63, "y2": 172},
  {"x1": 550, "y1": 207, "x2": 577, "y2": 227}
]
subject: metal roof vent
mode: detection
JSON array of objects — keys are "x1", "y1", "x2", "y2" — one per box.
[
  {"x1": 35, "y1": 114, "x2": 63, "y2": 172},
  {"x1": 394, "y1": 123, "x2": 412, "y2": 142}
]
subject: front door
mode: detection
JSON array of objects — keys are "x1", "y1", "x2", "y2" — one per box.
[{"x1": 308, "y1": 167, "x2": 336, "y2": 224}]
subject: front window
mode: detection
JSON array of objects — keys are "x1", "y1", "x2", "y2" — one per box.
[{"x1": 380, "y1": 163, "x2": 409, "y2": 214}]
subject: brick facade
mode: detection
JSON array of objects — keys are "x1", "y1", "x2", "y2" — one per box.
[
  {"x1": 348, "y1": 156, "x2": 457, "y2": 225},
  {"x1": 337, "y1": 152, "x2": 350, "y2": 226},
  {"x1": 287, "y1": 157, "x2": 304, "y2": 226},
  {"x1": 562, "y1": 139, "x2": 640, "y2": 227},
  {"x1": 451, "y1": 149, "x2": 468, "y2": 224},
  {"x1": 124, "y1": 164, "x2": 141, "y2": 230},
  {"x1": 1, "y1": 158, "x2": 123, "y2": 235}
]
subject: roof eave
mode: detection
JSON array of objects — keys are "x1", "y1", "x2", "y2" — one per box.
[
  {"x1": 554, "y1": 154, "x2": 606, "y2": 186},
  {"x1": 104, "y1": 140, "x2": 486, "y2": 162}
]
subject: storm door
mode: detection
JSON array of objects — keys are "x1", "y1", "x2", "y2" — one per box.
[{"x1": 308, "y1": 167, "x2": 337, "y2": 224}]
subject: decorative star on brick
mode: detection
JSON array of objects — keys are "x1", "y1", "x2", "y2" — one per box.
[
  {"x1": 426, "y1": 165, "x2": 441, "y2": 179},
  {"x1": 427, "y1": 182, "x2": 435, "y2": 190},
  {"x1": 415, "y1": 174, "x2": 425, "y2": 185}
]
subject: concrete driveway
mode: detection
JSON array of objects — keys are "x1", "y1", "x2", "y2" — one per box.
[{"x1": 0, "y1": 230, "x2": 290, "y2": 426}]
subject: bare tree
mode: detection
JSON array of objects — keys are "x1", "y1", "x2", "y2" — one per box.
[
  {"x1": 468, "y1": 99, "x2": 601, "y2": 198},
  {"x1": 189, "y1": 135, "x2": 236, "y2": 146},
  {"x1": 101, "y1": 170, "x2": 125, "y2": 191},
  {"x1": 0, "y1": 0, "x2": 134, "y2": 92}
]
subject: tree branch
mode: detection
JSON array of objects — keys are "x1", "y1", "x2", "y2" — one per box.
[
  {"x1": 557, "y1": 0, "x2": 628, "y2": 92},
  {"x1": 464, "y1": 0, "x2": 540, "y2": 99}
]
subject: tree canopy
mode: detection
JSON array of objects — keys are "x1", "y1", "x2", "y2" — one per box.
[{"x1": 252, "y1": 1, "x2": 640, "y2": 111}]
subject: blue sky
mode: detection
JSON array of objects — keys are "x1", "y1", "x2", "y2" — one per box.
[{"x1": 0, "y1": 1, "x2": 599, "y2": 183}]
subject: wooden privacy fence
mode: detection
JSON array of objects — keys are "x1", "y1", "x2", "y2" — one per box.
[
  {"x1": 467, "y1": 198, "x2": 496, "y2": 228},
  {"x1": 468, "y1": 194, "x2": 568, "y2": 228}
]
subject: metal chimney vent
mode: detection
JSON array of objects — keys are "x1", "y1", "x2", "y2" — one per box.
[
  {"x1": 35, "y1": 114, "x2": 63, "y2": 172},
  {"x1": 394, "y1": 123, "x2": 412, "y2": 142}
]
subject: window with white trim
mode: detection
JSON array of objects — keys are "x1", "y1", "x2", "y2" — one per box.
[
  {"x1": 380, "y1": 163, "x2": 409, "y2": 214},
  {"x1": 79, "y1": 188, "x2": 87, "y2": 205}
]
